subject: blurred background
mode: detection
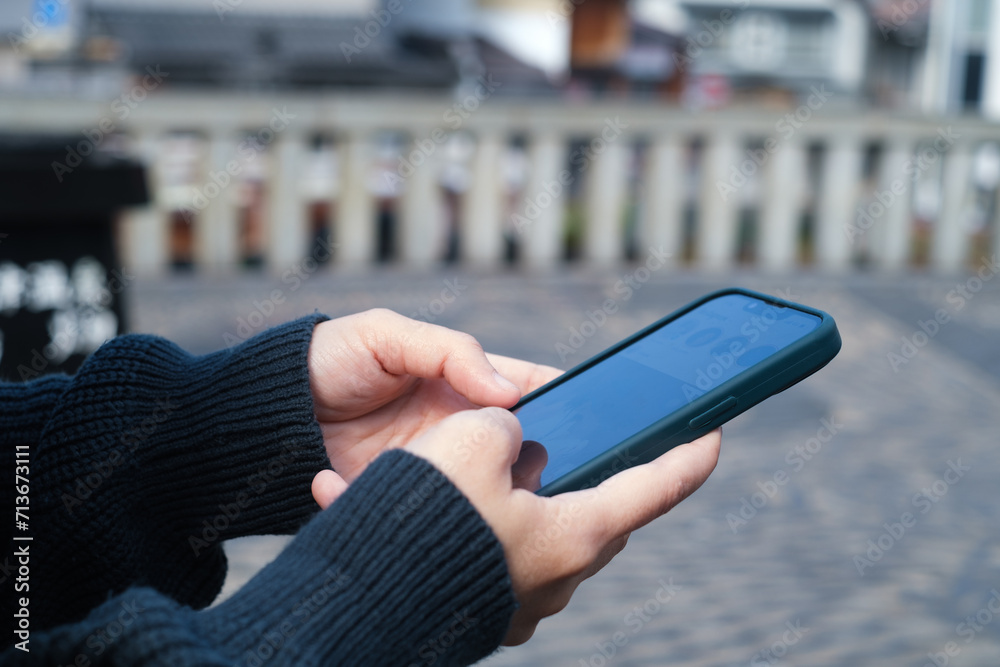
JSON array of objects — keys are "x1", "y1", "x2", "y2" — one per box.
[{"x1": 1, "y1": 0, "x2": 999, "y2": 664}]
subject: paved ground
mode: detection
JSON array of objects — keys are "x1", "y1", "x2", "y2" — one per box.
[{"x1": 128, "y1": 264, "x2": 1000, "y2": 666}]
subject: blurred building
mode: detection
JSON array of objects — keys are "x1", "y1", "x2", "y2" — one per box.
[
  {"x1": 564, "y1": 0, "x2": 1000, "y2": 114},
  {"x1": 1, "y1": 0, "x2": 997, "y2": 277},
  {"x1": 866, "y1": 0, "x2": 1000, "y2": 115},
  {"x1": 663, "y1": 0, "x2": 868, "y2": 105},
  {"x1": 0, "y1": 0, "x2": 556, "y2": 95},
  {"x1": 3, "y1": 0, "x2": 999, "y2": 114}
]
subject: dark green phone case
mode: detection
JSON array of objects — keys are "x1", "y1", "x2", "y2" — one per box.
[{"x1": 514, "y1": 287, "x2": 842, "y2": 497}]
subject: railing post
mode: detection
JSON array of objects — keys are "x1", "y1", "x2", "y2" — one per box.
[
  {"x1": 399, "y1": 135, "x2": 443, "y2": 266},
  {"x1": 932, "y1": 141, "x2": 973, "y2": 272},
  {"x1": 697, "y1": 132, "x2": 741, "y2": 269},
  {"x1": 520, "y1": 132, "x2": 566, "y2": 267},
  {"x1": 759, "y1": 139, "x2": 805, "y2": 270},
  {"x1": 266, "y1": 130, "x2": 309, "y2": 270},
  {"x1": 873, "y1": 138, "x2": 914, "y2": 269},
  {"x1": 639, "y1": 134, "x2": 684, "y2": 267},
  {"x1": 123, "y1": 130, "x2": 169, "y2": 276},
  {"x1": 338, "y1": 132, "x2": 375, "y2": 266},
  {"x1": 196, "y1": 130, "x2": 241, "y2": 271},
  {"x1": 584, "y1": 133, "x2": 628, "y2": 263},
  {"x1": 816, "y1": 136, "x2": 862, "y2": 269},
  {"x1": 461, "y1": 132, "x2": 505, "y2": 265}
]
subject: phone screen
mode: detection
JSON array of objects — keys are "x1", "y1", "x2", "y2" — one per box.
[{"x1": 515, "y1": 293, "x2": 821, "y2": 488}]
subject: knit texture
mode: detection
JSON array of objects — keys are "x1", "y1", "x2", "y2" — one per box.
[
  {"x1": 1, "y1": 314, "x2": 517, "y2": 664},
  {"x1": 5, "y1": 451, "x2": 516, "y2": 666}
]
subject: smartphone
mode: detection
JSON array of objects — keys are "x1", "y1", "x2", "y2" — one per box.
[{"x1": 513, "y1": 288, "x2": 841, "y2": 496}]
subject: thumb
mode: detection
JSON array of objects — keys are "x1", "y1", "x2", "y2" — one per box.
[{"x1": 311, "y1": 469, "x2": 349, "y2": 509}]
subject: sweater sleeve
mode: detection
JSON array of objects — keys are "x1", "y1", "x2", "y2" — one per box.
[
  {"x1": 1, "y1": 315, "x2": 333, "y2": 640},
  {"x1": 4, "y1": 450, "x2": 517, "y2": 666}
]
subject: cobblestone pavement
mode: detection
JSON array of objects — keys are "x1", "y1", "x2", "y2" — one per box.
[{"x1": 129, "y1": 265, "x2": 1000, "y2": 666}]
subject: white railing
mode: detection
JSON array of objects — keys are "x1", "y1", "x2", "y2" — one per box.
[{"x1": 2, "y1": 91, "x2": 999, "y2": 273}]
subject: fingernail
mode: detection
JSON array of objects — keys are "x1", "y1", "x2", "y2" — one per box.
[{"x1": 493, "y1": 370, "x2": 518, "y2": 392}]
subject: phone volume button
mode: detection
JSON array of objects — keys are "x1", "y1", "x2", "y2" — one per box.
[{"x1": 688, "y1": 396, "x2": 738, "y2": 429}]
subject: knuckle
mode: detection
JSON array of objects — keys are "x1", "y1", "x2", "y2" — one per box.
[
  {"x1": 354, "y1": 308, "x2": 397, "y2": 340},
  {"x1": 358, "y1": 307, "x2": 396, "y2": 325},
  {"x1": 365, "y1": 306, "x2": 397, "y2": 319},
  {"x1": 481, "y1": 407, "x2": 523, "y2": 443},
  {"x1": 453, "y1": 330, "x2": 484, "y2": 353},
  {"x1": 441, "y1": 409, "x2": 510, "y2": 449}
]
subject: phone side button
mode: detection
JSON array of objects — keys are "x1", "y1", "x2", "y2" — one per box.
[{"x1": 688, "y1": 396, "x2": 738, "y2": 429}]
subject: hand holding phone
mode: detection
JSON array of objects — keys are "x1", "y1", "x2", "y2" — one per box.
[
  {"x1": 402, "y1": 406, "x2": 722, "y2": 646},
  {"x1": 514, "y1": 288, "x2": 841, "y2": 496}
]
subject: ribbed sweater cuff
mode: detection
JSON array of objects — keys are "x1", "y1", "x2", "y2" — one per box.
[
  {"x1": 1, "y1": 375, "x2": 71, "y2": 548},
  {"x1": 43, "y1": 314, "x2": 332, "y2": 545},
  {"x1": 143, "y1": 315, "x2": 333, "y2": 543},
  {"x1": 0, "y1": 374, "x2": 70, "y2": 446},
  {"x1": 203, "y1": 449, "x2": 517, "y2": 666}
]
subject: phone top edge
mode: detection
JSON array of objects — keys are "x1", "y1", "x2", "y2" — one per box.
[{"x1": 512, "y1": 286, "x2": 838, "y2": 411}]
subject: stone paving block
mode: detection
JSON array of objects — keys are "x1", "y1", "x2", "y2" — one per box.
[{"x1": 128, "y1": 269, "x2": 1000, "y2": 666}]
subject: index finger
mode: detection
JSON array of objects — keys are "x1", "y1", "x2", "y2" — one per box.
[
  {"x1": 352, "y1": 309, "x2": 523, "y2": 406},
  {"x1": 564, "y1": 429, "x2": 722, "y2": 541}
]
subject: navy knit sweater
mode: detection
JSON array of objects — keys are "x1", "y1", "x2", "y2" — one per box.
[{"x1": 0, "y1": 316, "x2": 517, "y2": 665}]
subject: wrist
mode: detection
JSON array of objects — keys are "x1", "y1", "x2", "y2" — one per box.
[{"x1": 204, "y1": 449, "x2": 516, "y2": 665}]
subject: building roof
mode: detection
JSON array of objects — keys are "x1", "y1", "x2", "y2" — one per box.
[{"x1": 84, "y1": 7, "x2": 459, "y2": 89}]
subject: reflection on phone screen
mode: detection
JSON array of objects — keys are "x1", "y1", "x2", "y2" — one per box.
[{"x1": 515, "y1": 294, "x2": 821, "y2": 489}]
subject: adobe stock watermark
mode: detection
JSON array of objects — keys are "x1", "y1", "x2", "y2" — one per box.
[
  {"x1": 511, "y1": 116, "x2": 628, "y2": 237},
  {"x1": 214, "y1": 0, "x2": 242, "y2": 20},
  {"x1": 222, "y1": 235, "x2": 336, "y2": 348},
  {"x1": 383, "y1": 74, "x2": 502, "y2": 192},
  {"x1": 845, "y1": 127, "x2": 959, "y2": 244},
  {"x1": 515, "y1": 502, "x2": 587, "y2": 560},
  {"x1": 408, "y1": 610, "x2": 477, "y2": 667},
  {"x1": 887, "y1": 254, "x2": 998, "y2": 372},
  {"x1": 61, "y1": 398, "x2": 178, "y2": 516},
  {"x1": 679, "y1": 286, "x2": 801, "y2": 403},
  {"x1": 579, "y1": 578, "x2": 682, "y2": 667},
  {"x1": 393, "y1": 410, "x2": 508, "y2": 521},
  {"x1": 726, "y1": 416, "x2": 842, "y2": 533},
  {"x1": 545, "y1": 0, "x2": 585, "y2": 26},
  {"x1": 52, "y1": 66, "x2": 169, "y2": 182},
  {"x1": 853, "y1": 459, "x2": 970, "y2": 576},
  {"x1": 188, "y1": 442, "x2": 313, "y2": 556},
  {"x1": 61, "y1": 598, "x2": 145, "y2": 664},
  {"x1": 408, "y1": 278, "x2": 467, "y2": 323},
  {"x1": 339, "y1": 0, "x2": 413, "y2": 63},
  {"x1": 877, "y1": 0, "x2": 929, "y2": 40},
  {"x1": 716, "y1": 85, "x2": 832, "y2": 202},
  {"x1": 242, "y1": 567, "x2": 351, "y2": 667},
  {"x1": 555, "y1": 244, "x2": 670, "y2": 363},
  {"x1": 184, "y1": 107, "x2": 297, "y2": 222},
  {"x1": 923, "y1": 588, "x2": 1000, "y2": 667},
  {"x1": 748, "y1": 619, "x2": 809, "y2": 666},
  {"x1": 6, "y1": 0, "x2": 69, "y2": 53}
]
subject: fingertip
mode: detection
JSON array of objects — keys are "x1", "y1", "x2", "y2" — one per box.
[
  {"x1": 492, "y1": 370, "x2": 519, "y2": 394},
  {"x1": 694, "y1": 427, "x2": 723, "y2": 461},
  {"x1": 311, "y1": 469, "x2": 348, "y2": 510},
  {"x1": 459, "y1": 364, "x2": 521, "y2": 408},
  {"x1": 489, "y1": 370, "x2": 523, "y2": 406}
]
